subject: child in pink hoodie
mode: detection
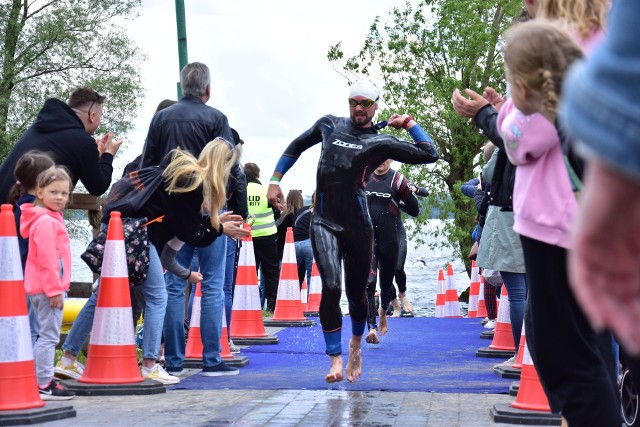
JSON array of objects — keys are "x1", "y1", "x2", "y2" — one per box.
[
  {"x1": 20, "y1": 166, "x2": 75, "y2": 401},
  {"x1": 498, "y1": 19, "x2": 622, "y2": 426}
]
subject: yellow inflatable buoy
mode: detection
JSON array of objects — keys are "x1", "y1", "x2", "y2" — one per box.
[{"x1": 60, "y1": 298, "x2": 89, "y2": 334}]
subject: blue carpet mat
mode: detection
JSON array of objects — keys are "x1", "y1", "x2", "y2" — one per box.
[{"x1": 170, "y1": 317, "x2": 512, "y2": 393}]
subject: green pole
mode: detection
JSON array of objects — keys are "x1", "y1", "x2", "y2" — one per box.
[{"x1": 175, "y1": 0, "x2": 188, "y2": 98}]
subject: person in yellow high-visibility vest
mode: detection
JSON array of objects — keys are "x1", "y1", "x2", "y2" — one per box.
[{"x1": 244, "y1": 162, "x2": 281, "y2": 311}]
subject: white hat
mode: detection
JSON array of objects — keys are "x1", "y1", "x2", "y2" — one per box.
[{"x1": 349, "y1": 79, "x2": 380, "y2": 101}]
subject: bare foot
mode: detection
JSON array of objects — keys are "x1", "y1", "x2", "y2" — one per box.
[
  {"x1": 399, "y1": 292, "x2": 413, "y2": 313},
  {"x1": 365, "y1": 328, "x2": 380, "y2": 344},
  {"x1": 325, "y1": 355, "x2": 343, "y2": 383},
  {"x1": 346, "y1": 337, "x2": 362, "y2": 383},
  {"x1": 390, "y1": 298, "x2": 402, "y2": 317},
  {"x1": 378, "y1": 307, "x2": 388, "y2": 335}
]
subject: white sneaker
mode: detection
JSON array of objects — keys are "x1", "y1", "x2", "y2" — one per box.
[
  {"x1": 493, "y1": 355, "x2": 517, "y2": 370},
  {"x1": 484, "y1": 320, "x2": 496, "y2": 329},
  {"x1": 142, "y1": 364, "x2": 180, "y2": 385},
  {"x1": 54, "y1": 358, "x2": 85, "y2": 380}
]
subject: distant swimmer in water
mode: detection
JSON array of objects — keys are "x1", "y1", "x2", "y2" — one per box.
[
  {"x1": 267, "y1": 79, "x2": 439, "y2": 383},
  {"x1": 416, "y1": 257, "x2": 428, "y2": 267}
]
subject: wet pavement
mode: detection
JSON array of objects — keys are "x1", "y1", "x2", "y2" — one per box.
[{"x1": 43, "y1": 383, "x2": 520, "y2": 426}]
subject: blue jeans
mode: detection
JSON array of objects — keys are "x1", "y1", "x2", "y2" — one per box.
[
  {"x1": 499, "y1": 271, "x2": 527, "y2": 353},
  {"x1": 295, "y1": 239, "x2": 313, "y2": 286},
  {"x1": 164, "y1": 237, "x2": 226, "y2": 369},
  {"x1": 224, "y1": 236, "x2": 236, "y2": 331},
  {"x1": 63, "y1": 243, "x2": 166, "y2": 360}
]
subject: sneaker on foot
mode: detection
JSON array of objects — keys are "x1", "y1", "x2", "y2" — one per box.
[
  {"x1": 493, "y1": 355, "x2": 517, "y2": 370},
  {"x1": 54, "y1": 358, "x2": 85, "y2": 380},
  {"x1": 201, "y1": 362, "x2": 239, "y2": 377},
  {"x1": 398, "y1": 292, "x2": 413, "y2": 313},
  {"x1": 229, "y1": 340, "x2": 240, "y2": 354},
  {"x1": 165, "y1": 367, "x2": 185, "y2": 377},
  {"x1": 142, "y1": 364, "x2": 180, "y2": 385},
  {"x1": 484, "y1": 319, "x2": 496, "y2": 329},
  {"x1": 39, "y1": 379, "x2": 75, "y2": 401}
]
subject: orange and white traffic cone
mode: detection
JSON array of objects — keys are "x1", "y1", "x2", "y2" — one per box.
[
  {"x1": 304, "y1": 260, "x2": 321, "y2": 316},
  {"x1": 185, "y1": 282, "x2": 203, "y2": 360},
  {"x1": 477, "y1": 285, "x2": 515, "y2": 359},
  {"x1": 0, "y1": 205, "x2": 77, "y2": 422},
  {"x1": 491, "y1": 338, "x2": 561, "y2": 425},
  {"x1": 79, "y1": 212, "x2": 142, "y2": 384},
  {"x1": 476, "y1": 275, "x2": 488, "y2": 319},
  {"x1": 185, "y1": 283, "x2": 249, "y2": 368},
  {"x1": 300, "y1": 279, "x2": 308, "y2": 313},
  {"x1": 443, "y1": 264, "x2": 461, "y2": 318},
  {"x1": 434, "y1": 269, "x2": 445, "y2": 318},
  {"x1": 467, "y1": 260, "x2": 480, "y2": 318},
  {"x1": 230, "y1": 224, "x2": 279, "y2": 345},
  {"x1": 0, "y1": 205, "x2": 44, "y2": 410},
  {"x1": 264, "y1": 228, "x2": 314, "y2": 327},
  {"x1": 495, "y1": 317, "x2": 525, "y2": 379}
]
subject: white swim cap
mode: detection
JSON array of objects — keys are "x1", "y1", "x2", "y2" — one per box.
[{"x1": 349, "y1": 79, "x2": 380, "y2": 101}]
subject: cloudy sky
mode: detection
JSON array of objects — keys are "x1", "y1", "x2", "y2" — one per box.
[{"x1": 120, "y1": 0, "x2": 410, "y2": 195}]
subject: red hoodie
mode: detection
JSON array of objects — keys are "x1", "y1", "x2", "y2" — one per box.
[{"x1": 19, "y1": 203, "x2": 71, "y2": 297}]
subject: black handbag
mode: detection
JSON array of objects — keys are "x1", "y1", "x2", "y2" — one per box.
[{"x1": 81, "y1": 217, "x2": 150, "y2": 286}]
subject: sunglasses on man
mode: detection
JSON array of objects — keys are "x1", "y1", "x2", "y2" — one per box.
[{"x1": 348, "y1": 98, "x2": 377, "y2": 109}]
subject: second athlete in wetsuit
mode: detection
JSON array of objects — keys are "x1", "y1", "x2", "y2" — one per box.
[
  {"x1": 364, "y1": 160, "x2": 421, "y2": 344},
  {"x1": 267, "y1": 79, "x2": 439, "y2": 383}
]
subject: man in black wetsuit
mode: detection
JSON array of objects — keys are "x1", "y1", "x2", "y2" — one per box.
[
  {"x1": 267, "y1": 79, "x2": 439, "y2": 383},
  {"x1": 364, "y1": 159, "x2": 421, "y2": 344}
]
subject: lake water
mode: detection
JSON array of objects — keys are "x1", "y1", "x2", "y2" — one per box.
[{"x1": 70, "y1": 219, "x2": 471, "y2": 317}]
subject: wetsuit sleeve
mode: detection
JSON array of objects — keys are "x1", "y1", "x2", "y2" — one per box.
[
  {"x1": 396, "y1": 173, "x2": 420, "y2": 217},
  {"x1": 272, "y1": 117, "x2": 327, "y2": 179},
  {"x1": 379, "y1": 133, "x2": 439, "y2": 165}
]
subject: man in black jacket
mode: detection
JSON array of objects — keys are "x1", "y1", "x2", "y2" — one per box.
[
  {"x1": 140, "y1": 62, "x2": 244, "y2": 378},
  {"x1": 0, "y1": 87, "x2": 122, "y2": 202}
]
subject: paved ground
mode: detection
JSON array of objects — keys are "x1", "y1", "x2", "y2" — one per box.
[{"x1": 42, "y1": 386, "x2": 520, "y2": 427}]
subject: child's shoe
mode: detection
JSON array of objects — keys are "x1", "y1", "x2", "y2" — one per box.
[{"x1": 39, "y1": 379, "x2": 75, "y2": 401}]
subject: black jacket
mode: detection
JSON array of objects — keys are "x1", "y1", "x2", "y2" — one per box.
[
  {"x1": 139, "y1": 95, "x2": 247, "y2": 219},
  {"x1": 474, "y1": 105, "x2": 516, "y2": 211},
  {"x1": 0, "y1": 98, "x2": 114, "y2": 203}
]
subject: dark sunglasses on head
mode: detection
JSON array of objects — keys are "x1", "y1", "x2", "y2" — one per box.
[
  {"x1": 88, "y1": 91, "x2": 102, "y2": 114},
  {"x1": 348, "y1": 98, "x2": 377, "y2": 108}
]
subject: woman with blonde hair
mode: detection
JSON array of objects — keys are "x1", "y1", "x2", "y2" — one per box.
[{"x1": 57, "y1": 138, "x2": 249, "y2": 385}]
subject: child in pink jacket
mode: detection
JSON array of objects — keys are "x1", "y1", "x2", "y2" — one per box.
[
  {"x1": 498, "y1": 19, "x2": 621, "y2": 426},
  {"x1": 20, "y1": 166, "x2": 75, "y2": 401}
]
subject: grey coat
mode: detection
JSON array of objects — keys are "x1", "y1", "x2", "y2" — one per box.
[{"x1": 476, "y1": 149, "x2": 525, "y2": 273}]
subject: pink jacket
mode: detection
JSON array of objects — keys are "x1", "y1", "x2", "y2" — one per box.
[
  {"x1": 20, "y1": 203, "x2": 71, "y2": 297},
  {"x1": 498, "y1": 99, "x2": 578, "y2": 249}
]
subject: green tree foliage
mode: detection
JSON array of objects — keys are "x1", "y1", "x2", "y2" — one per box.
[
  {"x1": 328, "y1": 0, "x2": 522, "y2": 266},
  {"x1": 0, "y1": 0, "x2": 145, "y2": 162}
]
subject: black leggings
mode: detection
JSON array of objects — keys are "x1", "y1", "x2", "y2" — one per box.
[
  {"x1": 521, "y1": 235, "x2": 620, "y2": 426},
  {"x1": 311, "y1": 216, "x2": 371, "y2": 332}
]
